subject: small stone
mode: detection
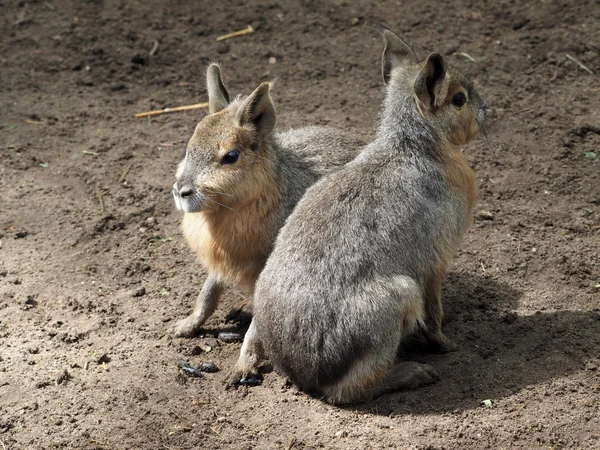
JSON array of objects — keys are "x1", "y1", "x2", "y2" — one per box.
[
  {"x1": 139, "y1": 227, "x2": 147, "y2": 233},
  {"x1": 445, "y1": 43, "x2": 459, "y2": 55},
  {"x1": 24, "y1": 295, "x2": 37, "y2": 308},
  {"x1": 56, "y1": 368, "x2": 71, "y2": 385},
  {"x1": 133, "y1": 287, "x2": 146, "y2": 297},
  {"x1": 199, "y1": 361, "x2": 219, "y2": 373},
  {"x1": 196, "y1": 25, "x2": 212, "y2": 36},
  {"x1": 335, "y1": 430, "x2": 348, "y2": 438},
  {"x1": 96, "y1": 353, "x2": 111, "y2": 365},
  {"x1": 268, "y1": 56, "x2": 277, "y2": 64},
  {"x1": 105, "y1": 83, "x2": 125, "y2": 91},
  {"x1": 131, "y1": 54, "x2": 147, "y2": 65},
  {"x1": 15, "y1": 230, "x2": 28, "y2": 239},
  {"x1": 145, "y1": 217, "x2": 157, "y2": 228},
  {"x1": 54, "y1": 419, "x2": 63, "y2": 426},
  {"x1": 476, "y1": 210, "x2": 494, "y2": 220},
  {"x1": 216, "y1": 42, "x2": 230, "y2": 54}
]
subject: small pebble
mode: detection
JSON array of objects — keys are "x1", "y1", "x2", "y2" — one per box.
[
  {"x1": 268, "y1": 56, "x2": 277, "y2": 64},
  {"x1": 56, "y1": 368, "x2": 71, "y2": 385},
  {"x1": 476, "y1": 210, "x2": 494, "y2": 220},
  {"x1": 105, "y1": 83, "x2": 125, "y2": 91},
  {"x1": 216, "y1": 42, "x2": 230, "y2": 54},
  {"x1": 335, "y1": 430, "x2": 348, "y2": 438},
  {"x1": 96, "y1": 353, "x2": 111, "y2": 365},
  {"x1": 133, "y1": 287, "x2": 146, "y2": 297},
  {"x1": 199, "y1": 361, "x2": 219, "y2": 373},
  {"x1": 145, "y1": 217, "x2": 157, "y2": 228}
]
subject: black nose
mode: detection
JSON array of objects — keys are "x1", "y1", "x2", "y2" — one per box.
[{"x1": 179, "y1": 186, "x2": 194, "y2": 198}]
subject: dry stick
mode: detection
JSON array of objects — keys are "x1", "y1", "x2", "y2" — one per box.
[
  {"x1": 216, "y1": 25, "x2": 254, "y2": 41},
  {"x1": 286, "y1": 437, "x2": 297, "y2": 450},
  {"x1": 459, "y1": 52, "x2": 476, "y2": 62},
  {"x1": 134, "y1": 102, "x2": 209, "y2": 118},
  {"x1": 96, "y1": 188, "x2": 105, "y2": 213},
  {"x1": 565, "y1": 54, "x2": 594, "y2": 74},
  {"x1": 119, "y1": 162, "x2": 133, "y2": 183},
  {"x1": 149, "y1": 39, "x2": 159, "y2": 56}
]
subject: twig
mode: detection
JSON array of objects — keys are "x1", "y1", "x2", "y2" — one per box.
[
  {"x1": 43, "y1": 1, "x2": 55, "y2": 10},
  {"x1": 286, "y1": 437, "x2": 297, "y2": 450},
  {"x1": 169, "y1": 408, "x2": 189, "y2": 423},
  {"x1": 216, "y1": 25, "x2": 254, "y2": 42},
  {"x1": 149, "y1": 39, "x2": 159, "y2": 56},
  {"x1": 82, "y1": 150, "x2": 99, "y2": 156},
  {"x1": 459, "y1": 52, "x2": 476, "y2": 62},
  {"x1": 134, "y1": 102, "x2": 209, "y2": 118},
  {"x1": 565, "y1": 54, "x2": 593, "y2": 74},
  {"x1": 96, "y1": 188, "x2": 105, "y2": 213},
  {"x1": 119, "y1": 162, "x2": 133, "y2": 183}
]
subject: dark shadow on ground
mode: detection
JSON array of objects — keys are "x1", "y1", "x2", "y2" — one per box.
[{"x1": 348, "y1": 271, "x2": 600, "y2": 415}]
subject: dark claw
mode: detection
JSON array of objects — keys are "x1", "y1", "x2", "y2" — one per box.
[
  {"x1": 177, "y1": 360, "x2": 203, "y2": 377},
  {"x1": 236, "y1": 374, "x2": 262, "y2": 387}
]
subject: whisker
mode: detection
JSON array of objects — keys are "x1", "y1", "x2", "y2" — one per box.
[
  {"x1": 205, "y1": 197, "x2": 235, "y2": 211},
  {"x1": 205, "y1": 188, "x2": 233, "y2": 197}
]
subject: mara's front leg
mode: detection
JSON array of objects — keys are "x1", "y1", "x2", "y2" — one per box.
[
  {"x1": 173, "y1": 273, "x2": 224, "y2": 338},
  {"x1": 228, "y1": 319, "x2": 265, "y2": 386}
]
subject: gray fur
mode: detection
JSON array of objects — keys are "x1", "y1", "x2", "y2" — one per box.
[{"x1": 250, "y1": 31, "x2": 486, "y2": 403}]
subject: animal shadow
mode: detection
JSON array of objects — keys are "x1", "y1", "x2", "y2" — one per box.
[{"x1": 356, "y1": 271, "x2": 600, "y2": 415}]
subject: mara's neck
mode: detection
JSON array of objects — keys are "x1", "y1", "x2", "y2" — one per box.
[{"x1": 376, "y1": 84, "x2": 441, "y2": 158}]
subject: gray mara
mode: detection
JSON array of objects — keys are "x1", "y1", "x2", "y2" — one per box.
[
  {"x1": 172, "y1": 64, "x2": 365, "y2": 338},
  {"x1": 232, "y1": 29, "x2": 487, "y2": 403}
]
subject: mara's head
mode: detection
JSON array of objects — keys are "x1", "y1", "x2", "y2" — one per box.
[
  {"x1": 380, "y1": 28, "x2": 487, "y2": 146},
  {"x1": 173, "y1": 64, "x2": 276, "y2": 213}
]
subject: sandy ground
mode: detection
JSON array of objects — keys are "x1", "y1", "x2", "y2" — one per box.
[{"x1": 1, "y1": 0, "x2": 599, "y2": 448}]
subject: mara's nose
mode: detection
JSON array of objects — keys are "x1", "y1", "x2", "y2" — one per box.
[{"x1": 178, "y1": 186, "x2": 194, "y2": 198}]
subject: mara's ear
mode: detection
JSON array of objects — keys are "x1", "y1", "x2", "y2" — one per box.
[
  {"x1": 206, "y1": 63, "x2": 230, "y2": 114},
  {"x1": 414, "y1": 53, "x2": 448, "y2": 112},
  {"x1": 380, "y1": 26, "x2": 417, "y2": 85},
  {"x1": 235, "y1": 82, "x2": 276, "y2": 136}
]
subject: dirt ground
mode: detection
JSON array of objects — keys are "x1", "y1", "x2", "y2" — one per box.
[{"x1": 1, "y1": 0, "x2": 599, "y2": 448}]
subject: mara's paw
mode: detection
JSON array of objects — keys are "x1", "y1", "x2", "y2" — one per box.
[
  {"x1": 426, "y1": 332, "x2": 458, "y2": 354},
  {"x1": 225, "y1": 300, "x2": 253, "y2": 325},
  {"x1": 172, "y1": 315, "x2": 202, "y2": 338},
  {"x1": 226, "y1": 365, "x2": 263, "y2": 388}
]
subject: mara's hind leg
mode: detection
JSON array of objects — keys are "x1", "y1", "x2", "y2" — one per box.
[
  {"x1": 324, "y1": 357, "x2": 439, "y2": 405},
  {"x1": 365, "y1": 361, "x2": 439, "y2": 399},
  {"x1": 423, "y1": 263, "x2": 457, "y2": 352}
]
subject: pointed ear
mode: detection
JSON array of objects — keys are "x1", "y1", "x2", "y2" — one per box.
[
  {"x1": 206, "y1": 64, "x2": 230, "y2": 114},
  {"x1": 414, "y1": 53, "x2": 448, "y2": 112},
  {"x1": 235, "y1": 82, "x2": 276, "y2": 136},
  {"x1": 380, "y1": 27, "x2": 417, "y2": 85}
]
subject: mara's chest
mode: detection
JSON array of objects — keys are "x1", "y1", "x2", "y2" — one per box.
[{"x1": 181, "y1": 212, "x2": 273, "y2": 288}]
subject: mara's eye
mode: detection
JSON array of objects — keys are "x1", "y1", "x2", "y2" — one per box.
[
  {"x1": 452, "y1": 92, "x2": 467, "y2": 108},
  {"x1": 221, "y1": 149, "x2": 240, "y2": 165}
]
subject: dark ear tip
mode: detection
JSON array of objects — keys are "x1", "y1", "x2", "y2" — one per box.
[
  {"x1": 378, "y1": 24, "x2": 391, "y2": 34},
  {"x1": 207, "y1": 63, "x2": 221, "y2": 76}
]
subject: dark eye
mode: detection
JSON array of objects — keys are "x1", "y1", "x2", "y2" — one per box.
[
  {"x1": 452, "y1": 92, "x2": 467, "y2": 108},
  {"x1": 221, "y1": 150, "x2": 240, "y2": 165}
]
